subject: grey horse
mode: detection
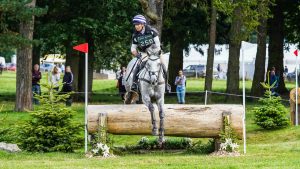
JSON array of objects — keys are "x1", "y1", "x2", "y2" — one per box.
[{"x1": 124, "y1": 51, "x2": 167, "y2": 145}]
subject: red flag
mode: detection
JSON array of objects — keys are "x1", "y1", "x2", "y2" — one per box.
[
  {"x1": 73, "y1": 43, "x2": 88, "y2": 53},
  {"x1": 294, "y1": 49, "x2": 298, "y2": 57}
]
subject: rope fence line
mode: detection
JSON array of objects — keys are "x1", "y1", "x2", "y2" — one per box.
[{"x1": 60, "y1": 90, "x2": 290, "y2": 102}]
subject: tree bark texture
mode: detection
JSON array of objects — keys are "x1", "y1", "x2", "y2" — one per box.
[
  {"x1": 205, "y1": 1, "x2": 217, "y2": 103},
  {"x1": 65, "y1": 41, "x2": 80, "y2": 100},
  {"x1": 87, "y1": 104, "x2": 243, "y2": 138},
  {"x1": 140, "y1": 0, "x2": 164, "y2": 37},
  {"x1": 15, "y1": 0, "x2": 36, "y2": 111},
  {"x1": 32, "y1": 45, "x2": 41, "y2": 67},
  {"x1": 267, "y1": 0, "x2": 287, "y2": 94},
  {"x1": 168, "y1": 33, "x2": 184, "y2": 92},
  {"x1": 226, "y1": 5, "x2": 242, "y2": 102},
  {"x1": 251, "y1": 18, "x2": 267, "y2": 97}
]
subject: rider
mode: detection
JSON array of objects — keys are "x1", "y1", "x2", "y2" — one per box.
[{"x1": 130, "y1": 14, "x2": 169, "y2": 93}]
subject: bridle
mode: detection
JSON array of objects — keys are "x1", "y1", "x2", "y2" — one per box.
[{"x1": 140, "y1": 55, "x2": 164, "y2": 85}]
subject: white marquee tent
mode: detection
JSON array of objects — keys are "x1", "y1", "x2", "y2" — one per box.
[{"x1": 180, "y1": 41, "x2": 298, "y2": 80}]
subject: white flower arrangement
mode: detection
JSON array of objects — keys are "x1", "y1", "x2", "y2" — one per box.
[
  {"x1": 139, "y1": 137, "x2": 149, "y2": 144},
  {"x1": 183, "y1": 138, "x2": 193, "y2": 147},
  {"x1": 220, "y1": 138, "x2": 239, "y2": 152},
  {"x1": 91, "y1": 142, "x2": 110, "y2": 157}
]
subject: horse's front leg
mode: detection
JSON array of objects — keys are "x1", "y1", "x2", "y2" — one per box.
[
  {"x1": 156, "y1": 94, "x2": 165, "y2": 145},
  {"x1": 142, "y1": 93, "x2": 158, "y2": 136}
]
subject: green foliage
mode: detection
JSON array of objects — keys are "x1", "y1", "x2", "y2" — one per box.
[
  {"x1": 0, "y1": 0, "x2": 46, "y2": 50},
  {"x1": 253, "y1": 75, "x2": 289, "y2": 130},
  {"x1": 18, "y1": 82, "x2": 82, "y2": 152},
  {"x1": 253, "y1": 91, "x2": 290, "y2": 129},
  {"x1": 137, "y1": 137, "x2": 192, "y2": 150},
  {"x1": 186, "y1": 139, "x2": 215, "y2": 154},
  {"x1": 219, "y1": 116, "x2": 238, "y2": 143},
  {"x1": 163, "y1": 0, "x2": 209, "y2": 48},
  {"x1": 0, "y1": 105, "x2": 16, "y2": 142},
  {"x1": 214, "y1": 0, "x2": 274, "y2": 42}
]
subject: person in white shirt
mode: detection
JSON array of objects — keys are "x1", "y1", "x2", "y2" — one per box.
[{"x1": 49, "y1": 66, "x2": 60, "y2": 91}]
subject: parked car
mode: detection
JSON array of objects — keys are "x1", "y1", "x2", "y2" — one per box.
[
  {"x1": 0, "y1": 63, "x2": 6, "y2": 70},
  {"x1": 183, "y1": 64, "x2": 206, "y2": 78},
  {"x1": 40, "y1": 63, "x2": 54, "y2": 72},
  {"x1": 6, "y1": 63, "x2": 16, "y2": 71},
  {"x1": 286, "y1": 71, "x2": 297, "y2": 82}
]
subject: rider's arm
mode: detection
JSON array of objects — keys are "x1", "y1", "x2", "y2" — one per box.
[
  {"x1": 152, "y1": 36, "x2": 161, "y2": 51},
  {"x1": 131, "y1": 44, "x2": 138, "y2": 56}
]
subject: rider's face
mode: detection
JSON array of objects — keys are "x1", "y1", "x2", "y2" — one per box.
[{"x1": 134, "y1": 24, "x2": 144, "y2": 32}]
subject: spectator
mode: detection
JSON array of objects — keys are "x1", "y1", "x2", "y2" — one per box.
[
  {"x1": 217, "y1": 64, "x2": 222, "y2": 72},
  {"x1": 61, "y1": 66, "x2": 73, "y2": 106},
  {"x1": 270, "y1": 67, "x2": 278, "y2": 96},
  {"x1": 174, "y1": 70, "x2": 186, "y2": 104},
  {"x1": 32, "y1": 64, "x2": 42, "y2": 105},
  {"x1": 61, "y1": 64, "x2": 65, "y2": 73},
  {"x1": 116, "y1": 66, "x2": 127, "y2": 101},
  {"x1": 49, "y1": 66, "x2": 60, "y2": 91},
  {"x1": 284, "y1": 66, "x2": 288, "y2": 74},
  {"x1": 0, "y1": 62, "x2": 3, "y2": 75}
]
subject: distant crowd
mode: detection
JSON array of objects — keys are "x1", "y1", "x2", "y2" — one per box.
[{"x1": 32, "y1": 64, "x2": 73, "y2": 106}]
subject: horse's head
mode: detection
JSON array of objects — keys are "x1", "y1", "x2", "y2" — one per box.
[{"x1": 145, "y1": 54, "x2": 161, "y2": 85}]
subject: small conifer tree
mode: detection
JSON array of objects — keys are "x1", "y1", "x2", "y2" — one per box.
[{"x1": 18, "y1": 81, "x2": 82, "y2": 152}]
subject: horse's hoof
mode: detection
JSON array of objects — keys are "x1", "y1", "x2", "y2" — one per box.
[
  {"x1": 158, "y1": 139, "x2": 165, "y2": 149},
  {"x1": 152, "y1": 128, "x2": 158, "y2": 136}
]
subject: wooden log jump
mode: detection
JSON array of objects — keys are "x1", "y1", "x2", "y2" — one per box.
[
  {"x1": 87, "y1": 104, "x2": 243, "y2": 138},
  {"x1": 290, "y1": 88, "x2": 300, "y2": 125}
]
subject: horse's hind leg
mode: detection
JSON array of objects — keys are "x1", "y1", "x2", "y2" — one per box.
[{"x1": 143, "y1": 94, "x2": 158, "y2": 136}]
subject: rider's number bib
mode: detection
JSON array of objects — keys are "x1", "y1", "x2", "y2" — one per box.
[{"x1": 137, "y1": 34, "x2": 154, "y2": 47}]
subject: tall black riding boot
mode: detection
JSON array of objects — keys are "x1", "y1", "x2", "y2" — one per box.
[{"x1": 131, "y1": 64, "x2": 140, "y2": 92}]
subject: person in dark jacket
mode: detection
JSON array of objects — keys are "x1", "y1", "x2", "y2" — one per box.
[
  {"x1": 62, "y1": 66, "x2": 73, "y2": 106},
  {"x1": 32, "y1": 64, "x2": 42, "y2": 105},
  {"x1": 116, "y1": 66, "x2": 127, "y2": 101}
]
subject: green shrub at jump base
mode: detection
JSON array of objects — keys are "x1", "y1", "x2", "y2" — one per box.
[{"x1": 18, "y1": 83, "x2": 82, "y2": 152}]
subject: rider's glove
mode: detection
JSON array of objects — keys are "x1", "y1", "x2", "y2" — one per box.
[{"x1": 136, "y1": 53, "x2": 141, "y2": 59}]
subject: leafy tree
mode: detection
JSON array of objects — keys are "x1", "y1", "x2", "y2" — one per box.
[
  {"x1": 163, "y1": 0, "x2": 209, "y2": 91},
  {"x1": 251, "y1": 0, "x2": 273, "y2": 97},
  {"x1": 267, "y1": 0, "x2": 288, "y2": 94},
  {"x1": 215, "y1": 0, "x2": 272, "y2": 101},
  {"x1": 34, "y1": 0, "x2": 140, "y2": 101},
  {"x1": 4, "y1": 0, "x2": 46, "y2": 111}
]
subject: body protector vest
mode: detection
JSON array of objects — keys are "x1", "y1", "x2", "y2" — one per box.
[{"x1": 132, "y1": 25, "x2": 158, "y2": 52}]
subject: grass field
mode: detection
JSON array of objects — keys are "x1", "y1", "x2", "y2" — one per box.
[{"x1": 1, "y1": 71, "x2": 300, "y2": 169}]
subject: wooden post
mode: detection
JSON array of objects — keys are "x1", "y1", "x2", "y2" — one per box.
[
  {"x1": 290, "y1": 88, "x2": 300, "y2": 125},
  {"x1": 214, "y1": 111, "x2": 232, "y2": 151},
  {"x1": 98, "y1": 113, "x2": 107, "y2": 144}
]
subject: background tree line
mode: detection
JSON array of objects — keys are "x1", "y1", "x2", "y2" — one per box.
[{"x1": 1, "y1": 0, "x2": 300, "y2": 111}]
